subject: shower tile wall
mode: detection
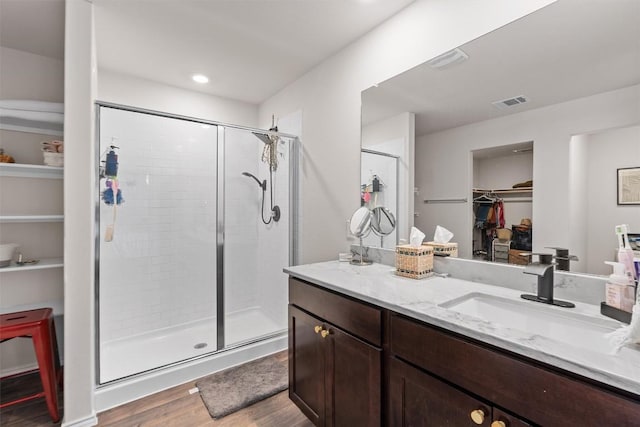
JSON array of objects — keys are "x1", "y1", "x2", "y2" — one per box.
[{"x1": 99, "y1": 109, "x2": 217, "y2": 343}]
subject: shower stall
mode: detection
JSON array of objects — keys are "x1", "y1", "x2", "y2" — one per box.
[{"x1": 95, "y1": 103, "x2": 298, "y2": 385}]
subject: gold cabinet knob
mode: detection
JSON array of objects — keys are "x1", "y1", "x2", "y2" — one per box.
[
  {"x1": 314, "y1": 325, "x2": 322, "y2": 334},
  {"x1": 491, "y1": 421, "x2": 506, "y2": 427},
  {"x1": 320, "y1": 329, "x2": 330, "y2": 338},
  {"x1": 470, "y1": 409, "x2": 485, "y2": 425}
]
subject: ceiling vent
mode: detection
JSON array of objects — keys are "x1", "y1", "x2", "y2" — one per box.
[
  {"x1": 427, "y1": 48, "x2": 468, "y2": 70},
  {"x1": 492, "y1": 95, "x2": 530, "y2": 109}
]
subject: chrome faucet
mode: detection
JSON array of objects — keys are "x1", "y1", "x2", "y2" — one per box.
[{"x1": 521, "y1": 253, "x2": 575, "y2": 308}]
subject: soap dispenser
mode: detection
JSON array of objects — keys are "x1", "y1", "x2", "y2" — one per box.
[{"x1": 604, "y1": 261, "x2": 636, "y2": 312}]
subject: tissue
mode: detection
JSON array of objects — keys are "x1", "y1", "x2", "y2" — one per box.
[
  {"x1": 409, "y1": 227, "x2": 425, "y2": 247},
  {"x1": 606, "y1": 303, "x2": 640, "y2": 354},
  {"x1": 433, "y1": 225, "x2": 454, "y2": 244}
]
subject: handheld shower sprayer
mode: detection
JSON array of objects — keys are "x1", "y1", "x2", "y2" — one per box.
[
  {"x1": 241, "y1": 171, "x2": 280, "y2": 224},
  {"x1": 242, "y1": 172, "x2": 266, "y2": 191}
]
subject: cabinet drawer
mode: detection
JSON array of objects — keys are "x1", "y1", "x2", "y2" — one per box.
[
  {"x1": 390, "y1": 314, "x2": 640, "y2": 425},
  {"x1": 289, "y1": 277, "x2": 381, "y2": 347}
]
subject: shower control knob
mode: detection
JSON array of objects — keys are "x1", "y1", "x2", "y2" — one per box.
[{"x1": 314, "y1": 325, "x2": 322, "y2": 334}]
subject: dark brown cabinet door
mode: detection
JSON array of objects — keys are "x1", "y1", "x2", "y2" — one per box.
[
  {"x1": 325, "y1": 325, "x2": 381, "y2": 427},
  {"x1": 289, "y1": 305, "x2": 325, "y2": 426},
  {"x1": 389, "y1": 357, "x2": 491, "y2": 427},
  {"x1": 492, "y1": 408, "x2": 532, "y2": 427}
]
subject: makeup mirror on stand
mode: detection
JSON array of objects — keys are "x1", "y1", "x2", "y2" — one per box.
[
  {"x1": 370, "y1": 206, "x2": 396, "y2": 248},
  {"x1": 350, "y1": 207, "x2": 373, "y2": 266}
]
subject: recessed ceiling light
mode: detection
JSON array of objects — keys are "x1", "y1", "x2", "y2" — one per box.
[{"x1": 192, "y1": 74, "x2": 209, "y2": 84}]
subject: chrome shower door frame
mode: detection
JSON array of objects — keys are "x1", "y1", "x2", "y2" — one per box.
[{"x1": 94, "y1": 101, "x2": 299, "y2": 385}]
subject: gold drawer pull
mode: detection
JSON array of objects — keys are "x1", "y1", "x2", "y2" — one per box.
[
  {"x1": 320, "y1": 329, "x2": 330, "y2": 338},
  {"x1": 314, "y1": 325, "x2": 322, "y2": 334},
  {"x1": 470, "y1": 409, "x2": 485, "y2": 425},
  {"x1": 491, "y1": 421, "x2": 506, "y2": 427}
]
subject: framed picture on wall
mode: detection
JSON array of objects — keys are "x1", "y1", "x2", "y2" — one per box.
[{"x1": 617, "y1": 167, "x2": 640, "y2": 205}]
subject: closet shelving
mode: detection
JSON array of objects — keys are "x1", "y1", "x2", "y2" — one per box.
[
  {"x1": 0, "y1": 102, "x2": 64, "y2": 320},
  {"x1": 0, "y1": 162, "x2": 63, "y2": 179},
  {"x1": 0, "y1": 258, "x2": 64, "y2": 273},
  {"x1": 472, "y1": 187, "x2": 532, "y2": 196}
]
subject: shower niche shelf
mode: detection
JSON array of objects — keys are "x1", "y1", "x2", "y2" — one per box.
[{"x1": 0, "y1": 258, "x2": 64, "y2": 273}]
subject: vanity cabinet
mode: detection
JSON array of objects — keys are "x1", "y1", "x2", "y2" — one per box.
[
  {"x1": 288, "y1": 275, "x2": 640, "y2": 426},
  {"x1": 289, "y1": 278, "x2": 382, "y2": 426},
  {"x1": 390, "y1": 314, "x2": 640, "y2": 426},
  {"x1": 389, "y1": 357, "x2": 530, "y2": 427}
]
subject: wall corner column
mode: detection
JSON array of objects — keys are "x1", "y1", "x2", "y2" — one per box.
[{"x1": 62, "y1": 0, "x2": 98, "y2": 425}]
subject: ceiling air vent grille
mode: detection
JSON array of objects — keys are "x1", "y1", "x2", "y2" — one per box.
[{"x1": 492, "y1": 95, "x2": 530, "y2": 109}]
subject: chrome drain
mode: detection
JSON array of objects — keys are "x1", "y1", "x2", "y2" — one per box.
[{"x1": 194, "y1": 342, "x2": 208, "y2": 349}]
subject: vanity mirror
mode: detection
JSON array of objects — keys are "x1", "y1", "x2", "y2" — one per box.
[{"x1": 361, "y1": 0, "x2": 640, "y2": 275}]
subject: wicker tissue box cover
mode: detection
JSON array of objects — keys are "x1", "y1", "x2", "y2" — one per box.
[
  {"x1": 424, "y1": 241, "x2": 458, "y2": 258},
  {"x1": 396, "y1": 244, "x2": 434, "y2": 279}
]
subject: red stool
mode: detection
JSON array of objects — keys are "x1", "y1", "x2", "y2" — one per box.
[{"x1": 0, "y1": 308, "x2": 61, "y2": 423}]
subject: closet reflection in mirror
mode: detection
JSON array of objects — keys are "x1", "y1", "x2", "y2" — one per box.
[
  {"x1": 361, "y1": 0, "x2": 640, "y2": 274},
  {"x1": 472, "y1": 142, "x2": 533, "y2": 263}
]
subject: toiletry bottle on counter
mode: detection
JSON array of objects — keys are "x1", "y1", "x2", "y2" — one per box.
[{"x1": 604, "y1": 261, "x2": 636, "y2": 312}]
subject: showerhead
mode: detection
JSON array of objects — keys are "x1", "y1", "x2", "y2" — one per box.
[
  {"x1": 242, "y1": 172, "x2": 266, "y2": 191},
  {"x1": 252, "y1": 132, "x2": 273, "y2": 145}
]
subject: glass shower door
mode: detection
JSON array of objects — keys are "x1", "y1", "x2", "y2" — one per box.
[
  {"x1": 97, "y1": 106, "x2": 218, "y2": 383},
  {"x1": 221, "y1": 127, "x2": 291, "y2": 348}
]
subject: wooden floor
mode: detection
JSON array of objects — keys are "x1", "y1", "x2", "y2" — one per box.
[{"x1": 1, "y1": 371, "x2": 312, "y2": 427}]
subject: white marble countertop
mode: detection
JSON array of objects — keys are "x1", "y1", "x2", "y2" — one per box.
[{"x1": 284, "y1": 261, "x2": 640, "y2": 396}]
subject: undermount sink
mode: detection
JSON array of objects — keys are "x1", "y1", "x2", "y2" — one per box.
[{"x1": 440, "y1": 293, "x2": 622, "y2": 354}]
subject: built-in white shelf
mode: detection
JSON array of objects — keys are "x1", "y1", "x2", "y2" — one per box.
[
  {"x1": 473, "y1": 187, "x2": 533, "y2": 195},
  {"x1": 0, "y1": 300, "x2": 64, "y2": 316},
  {"x1": 0, "y1": 215, "x2": 64, "y2": 223},
  {"x1": 0, "y1": 257, "x2": 63, "y2": 273},
  {"x1": 0, "y1": 163, "x2": 63, "y2": 179}
]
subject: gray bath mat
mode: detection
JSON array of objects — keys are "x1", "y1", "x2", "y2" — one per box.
[{"x1": 196, "y1": 350, "x2": 288, "y2": 419}]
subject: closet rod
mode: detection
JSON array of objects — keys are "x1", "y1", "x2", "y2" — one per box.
[{"x1": 424, "y1": 198, "x2": 467, "y2": 204}]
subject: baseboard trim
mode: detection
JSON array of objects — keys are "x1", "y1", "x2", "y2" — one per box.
[{"x1": 61, "y1": 413, "x2": 98, "y2": 427}]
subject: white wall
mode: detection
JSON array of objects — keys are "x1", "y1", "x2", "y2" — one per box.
[
  {"x1": 258, "y1": 0, "x2": 556, "y2": 264},
  {"x1": 0, "y1": 47, "x2": 64, "y2": 101},
  {"x1": 362, "y1": 112, "x2": 414, "y2": 245},
  {"x1": 585, "y1": 125, "x2": 640, "y2": 275},
  {"x1": 63, "y1": 1, "x2": 98, "y2": 425},
  {"x1": 97, "y1": 69, "x2": 258, "y2": 128},
  {"x1": 415, "y1": 85, "x2": 640, "y2": 259}
]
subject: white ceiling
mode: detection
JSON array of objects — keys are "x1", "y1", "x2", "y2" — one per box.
[
  {"x1": 361, "y1": 0, "x2": 640, "y2": 137},
  {"x1": 92, "y1": 0, "x2": 415, "y2": 104},
  {"x1": 0, "y1": 0, "x2": 65, "y2": 59},
  {"x1": 0, "y1": 0, "x2": 415, "y2": 104}
]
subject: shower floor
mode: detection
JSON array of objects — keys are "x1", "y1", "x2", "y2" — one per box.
[{"x1": 100, "y1": 308, "x2": 283, "y2": 383}]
